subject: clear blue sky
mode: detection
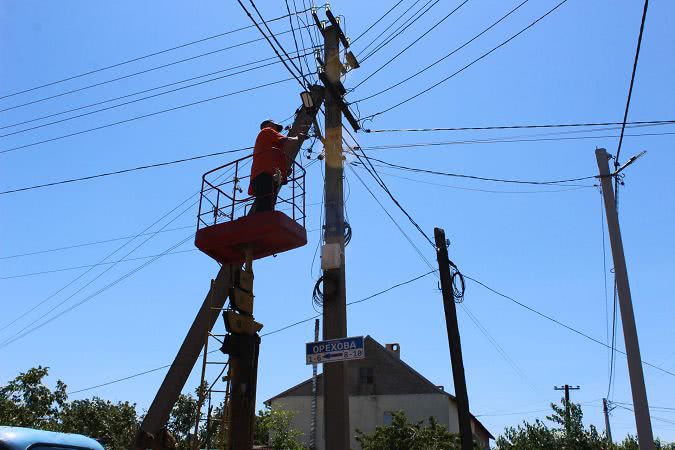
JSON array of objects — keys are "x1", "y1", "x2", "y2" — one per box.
[{"x1": 1, "y1": 0, "x2": 674, "y2": 443}]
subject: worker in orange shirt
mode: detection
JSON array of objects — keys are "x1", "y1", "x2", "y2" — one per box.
[{"x1": 249, "y1": 119, "x2": 304, "y2": 212}]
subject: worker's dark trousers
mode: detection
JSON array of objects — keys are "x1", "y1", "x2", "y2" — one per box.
[{"x1": 251, "y1": 172, "x2": 278, "y2": 213}]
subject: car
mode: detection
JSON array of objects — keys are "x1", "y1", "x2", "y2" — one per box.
[{"x1": 0, "y1": 426, "x2": 104, "y2": 450}]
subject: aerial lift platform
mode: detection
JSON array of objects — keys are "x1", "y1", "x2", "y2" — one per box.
[{"x1": 132, "y1": 85, "x2": 324, "y2": 450}]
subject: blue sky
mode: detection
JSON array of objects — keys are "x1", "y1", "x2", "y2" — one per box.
[{"x1": 1, "y1": 0, "x2": 674, "y2": 443}]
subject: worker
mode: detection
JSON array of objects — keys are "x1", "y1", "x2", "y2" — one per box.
[{"x1": 249, "y1": 119, "x2": 303, "y2": 212}]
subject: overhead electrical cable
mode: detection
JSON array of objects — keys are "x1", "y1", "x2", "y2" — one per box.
[
  {"x1": 465, "y1": 275, "x2": 675, "y2": 379},
  {"x1": 0, "y1": 225, "x2": 195, "y2": 260},
  {"x1": 360, "y1": 0, "x2": 441, "y2": 63},
  {"x1": 0, "y1": 10, "x2": 308, "y2": 101},
  {"x1": 0, "y1": 60, "x2": 307, "y2": 139},
  {"x1": 615, "y1": 0, "x2": 649, "y2": 167},
  {"x1": 0, "y1": 78, "x2": 293, "y2": 155},
  {"x1": 0, "y1": 27, "x2": 310, "y2": 114},
  {"x1": 356, "y1": 130, "x2": 675, "y2": 151},
  {"x1": 235, "y1": 0, "x2": 308, "y2": 88},
  {"x1": 0, "y1": 147, "x2": 251, "y2": 195},
  {"x1": 364, "y1": 119, "x2": 675, "y2": 133},
  {"x1": 355, "y1": 0, "x2": 425, "y2": 58},
  {"x1": 0, "y1": 249, "x2": 197, "y2": 280},
  {"x1": 352, "y1": 0, "x2": 470, "y2": 90},
  {"x1": 350, "y1": 0, "x2": 406, "y2": 46},
  {"x1": 246, "y1": 0, "x2": 311, "y2": 86},
  {"x1": 0, "y1": 49, "x2": 315, "y2": 131},
  {"x1": 66, "y1": 270, "x2": 436, "y2": 394},
  {"x1": 372, "y1": 169, "x2": 594, "y2": 194},
  {"x1": 361, "y1": 0, "x2": 569, "y2": 120},
  {"x1": 0, "y1": 234, "x2": 195, "y2": 349},
  {"x1": 357, "y1": 154, "x2": 603, "y2": 185},
  {"x1": 352, "y1": 0, "x2": 529, "y2": 104},
  {"x1": 0, "y1": 163, "x2": 237, "y2": 335}
]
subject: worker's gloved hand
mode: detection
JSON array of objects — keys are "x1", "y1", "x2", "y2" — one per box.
[{"x1": 273, "y1": 168, "x2": 282, "y2": 184}]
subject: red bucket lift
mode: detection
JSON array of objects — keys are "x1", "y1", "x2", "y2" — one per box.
[{"x1": 195, "y1": 155, "x2": 307, "y2": 264}]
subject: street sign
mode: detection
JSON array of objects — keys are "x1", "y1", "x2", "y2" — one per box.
[{"x1": 305, "y1": 336, "x2": 365, "y2": 365}]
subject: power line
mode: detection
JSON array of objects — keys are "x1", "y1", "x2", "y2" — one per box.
[
  {"x1": 355, "y1": 154, "x2": 603, "y2": 185},
  {"x1": 0, "y1": 10, "x2": 308, "y2": 101},
  {"x1": 361, "y1": 0, "x2": 569, "y2": 120},
  {"x1": 0, "y1": 58, "x2": 291, "y2": 138},
  {"x1": 0, "y1": 162, "x2": 239, "y2": 335},
  {"x1": 356, "y1": 130, "x2": 675, "y2": 151},
  {"x1": 0, "y1": 49, "x2": 315, "y2": 131},
  {"x1": 350, "y1": 0, "x2": 406, "y2": 46},
  {"x1": 0, "y1": 234, "x2": 195, "y2": 349},
  {"x1": 0, "y1": 249, "x2": 197, "y2": 280},
  {"x1": 355, "y1": 0, "x2": 426, "y2": 59},
  {"x1": 247, "y1": 0, "x2": 311, "y2": 87},
  {"x1": 352, "y1": 0, "x2": 470, "y2": 90},
  {"x1": 0, "y1": 147, "x2": 251, "y2": 195},
  {"x1": 235, "y1": 0, "x2": 308, "y2": 89},
  {"x1": 0, "y1": 78, "x2": 293, "y2": 155},
  {"x1": 0, "y1": 225, "x2": 194, "y2": 260},
  {"x1": 67, "y1": 270, "x2": 436, "y2": 395},
  {"x1": 352, "y1": 0, "x2": 530, "y2": 104},
  {"x1": 360, "y1": 0, "x2": 441, "y2": 63},
  {"x1": 615, "y1": 0, "x2": 649, "y2": 167},
  {"x1": 465, "y1": 275, "x2": 675, "y2": 379},
  {"x1": 364, "y1": 119, "x2": 675, "y2": 134},
  {"x1": 0, "y1": 28, "x2": 310, "y2": 114},
  {"x1": 370, "y1": 169, "x2": 596, "y2": 194},
  {"x1": 344, "y1": 128, "x2": 435, "y2": 247}
]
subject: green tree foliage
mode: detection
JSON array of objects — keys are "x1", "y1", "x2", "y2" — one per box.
[
  {"x1": 495, "y1": 399, "x2": 675, "y2": 450},
  {"x1": 167, "y1": 393, "x2": 198, "y2": 449},
  {"x1": 355, "y1": 411, "x2": 477, "y2": 450},
  {"x1": 60, "y1": 397, "x2": 138, "y2": 450},
  {"x1": 254, "y1": 405, "x2": 305, "y2": 450},
  {"x1": 0, "y1": 366, "x2": 67, "y2": 430}
]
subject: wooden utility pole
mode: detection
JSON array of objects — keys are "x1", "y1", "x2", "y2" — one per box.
[
  {"x1": 596, "y1": 148, "x2": 655, "y2": 450},
  {"x1": 603, "y1": 398, "x2": 614, "y2": 444},
  {"x1": 554, "y1": 384, "x2": 580, "y2": 433},
  {"x1": 322, "y1": 24, "x2": 350, "y2": 450},
  {"x1": 434, "y1": 228, "x2": 473, "y2": 450}
]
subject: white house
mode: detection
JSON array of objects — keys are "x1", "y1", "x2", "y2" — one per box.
[{"x1": 266, "y1": 336, "x2": 493, "y2": 450}]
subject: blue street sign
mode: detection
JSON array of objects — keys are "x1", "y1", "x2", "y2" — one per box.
[{"x1": 305, "y1": 336, "x2": 365, "y2": 365}]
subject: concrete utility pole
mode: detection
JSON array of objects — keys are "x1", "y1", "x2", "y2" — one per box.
[
  {"x1": 603, "y1": 398, "x2": 614, "y2": 444},
  {"x1": 596, "y1": 148, "x2": 655, "y2": 450},
  {"x1": 310, "y1": 319, "x2": 320, "y2": 450},
  {"x1": 434, "y1": 228, "x2": 473, "y2": 450},
  {"x1": 554, "y1": 384, "x2": 580, "y2": 433},
  {"x1": 322, "y1": 24, "x2": 350, "y2": 450}
]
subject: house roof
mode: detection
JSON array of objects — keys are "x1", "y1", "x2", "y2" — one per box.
[{"x1": 265, "y1": 336, "x2": 494, "y2": 440}]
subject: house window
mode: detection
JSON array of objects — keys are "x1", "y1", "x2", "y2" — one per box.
[
  {"x1": 383, "y1": 411, "x2": 394, "y2": 425},
  {"x1": 358, "y1": 367, "x2": 374, "y2": 385}
]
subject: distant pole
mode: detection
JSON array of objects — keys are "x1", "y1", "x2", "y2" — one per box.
[
  {"x1": 310, "y1": 319, "x2": 320, "y2": 450},
  {"x1": 434, "y1": 227, "x2": 473, "y2": 450},
  {"x1": 603, "y1": 398, "x2": 613, "y2": 444},
  {"x1": 554, "y1": 384, "x2": 579, "y2": 433},
  {"x1": 596, "y1": 148, "x2": 655, "y2": 450}
]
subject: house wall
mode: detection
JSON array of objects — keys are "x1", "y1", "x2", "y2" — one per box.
[{"x1": 271, "y1": 393, "x2": 490, "y2": 450}]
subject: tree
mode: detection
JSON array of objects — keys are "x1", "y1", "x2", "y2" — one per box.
[
  {"x1": 254, "y1": 405, "x2": 305, "y2": 450},
  {"x1": 0, "y1": 366, "x2": 67, "y2": 430},
  {"x1": 495, "y1": 399, "x2": 675, "y2": 450},
  {"x1": 166, "y1": 393, "x2": 198, "y2": 450},
  {"x1": 60, "y1": 397, "x2": 138, "y2": 450},
  {"x1": 355, "y1": 411, "x2": 475, "y2": 450}
]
